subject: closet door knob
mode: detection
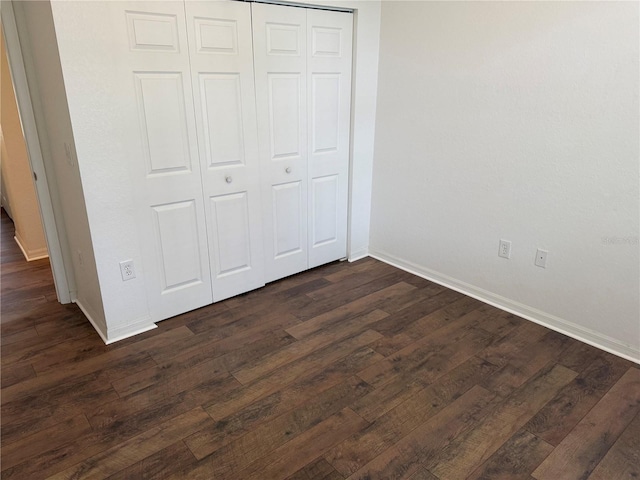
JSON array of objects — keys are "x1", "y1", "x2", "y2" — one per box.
[
  {"x1": 285, "y1": 167, "x2": 292, "y2": 174},
  {"x1": 225, "y1": 176, "x2": 233, "y2": 183}
]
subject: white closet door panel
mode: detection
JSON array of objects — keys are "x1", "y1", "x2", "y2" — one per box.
[
  {"x1": 272, "y1": 181, "x2": 304, "y2": 258},
  {"x1": 185, "y1": 0, "x2": 264, "y2": 301},
  {"x1": 307, "y1": 9, "x2": 353, "y2": 268},
  {"x1": 134, "y1": 72, "x2": 192, "y2": 174},
  {"x1": 199, "y1": 73, "x2": 244, "y2": 166},
  {"x1": 110, "y1": 1, "x2": 213, "y2": 321},
  {"x1": 151, "y1": 200, "x2": 204, "y2": 291},
  {"x1": 311, "y1": 174, "x2": 339, "y2": 246},
  {"x1": 253, "y1": 3, "x2": 308, "y2": 282},
  {"x1": 269, "y1": 74, "x2": 302, "y2": 159}
]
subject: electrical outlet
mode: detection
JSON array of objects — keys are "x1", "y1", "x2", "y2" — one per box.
[
  {"x1": 498, "y1": 239, "x2": 512, "y2": 259},
  {"x1": 119, "y1": 260, "x2": 136, "y2": 281},
  {"x1": 535, "y1": 249, "x2": 548, "y2": 268}
]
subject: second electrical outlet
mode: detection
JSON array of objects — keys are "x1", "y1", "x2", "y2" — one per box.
[{"x1": 498, "y1": 239, "x2": 512, "y2": 259}]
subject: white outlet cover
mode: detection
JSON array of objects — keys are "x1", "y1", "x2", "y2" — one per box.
[
  {"x1": 498, "y1": 239, "x2": 512, "y2": 259},
  {"x1": 119, "y1": 260, "x2": 136, "y2": 281},
  {"x1": 535, "y1": 249, "x2": 548, "y2": 268}
]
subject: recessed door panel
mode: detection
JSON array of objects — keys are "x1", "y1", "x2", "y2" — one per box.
[
  {"x1": 311, "y1": 175, "x2": 338, "y2": 247},
  {"x1": 312, "y1": 74, "x2": 340, "y2": 154},
  {"x1": 135, "y1": 72, "x2": 192, "y2": 175},
  {"x1": 273, "y1": 182, "x2": 303, "y2": 258},
  {"x1": 200, "y1": 73, "x2": 244, "y2": 166},
  {"x1": 266, "y1": 23, "x2": 300, "y2": 55},
  {"x1": 210, "y1": 192, "x2": 251, "y2": 275},
  {"x1": 312, "y1": 27, "x2": 341, "y2": 57},
  {"x1": 268, "y1": 74, "x2": 301, "y2": 159},
  {"x1": 151, "y1": 200, "x2": 203, "y2": 292},
  {"x1": 195, "y1": 17, "x2": 238, "y2": 54},
  {"x1": 126, "y1": 11, "x2": 179, "y2": 52}
]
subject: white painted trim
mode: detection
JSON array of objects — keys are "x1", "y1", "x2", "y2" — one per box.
[
  {"x1": 369, "y1": 248, "x2": 640, "y2": 365},
  {"x1": 14, "y1": 234, "x2": 48, "y2": 261},
  {"x1": 103, "y1": 319, "x2": 157, "y2": 345},
  {"x1": 2, "y1": 1, "x2": 71, "y2": 303},
  {"x1": 348, "y1": 247, "x2": 368, "y2": 262},
  {"x1": 75, "y1": 297, "x2": 156, "y2": 345}
]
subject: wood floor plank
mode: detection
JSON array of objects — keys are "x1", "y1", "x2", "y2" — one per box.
[
  {"x1": 1, "y1": 361, "x2": 36, "y2": 388},
  {"x1": 204, "y1": 329, "x2": 383, "y2": 420},
  {"x1": 524, "y1": 353, "x2": 630, "y2": 445},
  {"x1": 3, "y1": 376, "x2": 241, "y2": 480},
  {"x1": 186, "y1": 346, "x2": 383, "y2": 459},
  {"x1": 407, "y1": 468, "x2": 439, "y2": 480},
  {"x1": 428, "y1": 364, "x2": 577, "y2": 480},
  {"x1": 345, "y1": 385, "x2": 496, "y2": 480},
  {"x1": 532, "y1": 367, "x2": 640, "y2": 480},
  {"x1": 105, "y1": 441, "x2": 197, "y2": 480},
  {"x1": 286, "y1": 458, "x2": 344, "y2": 480},
  {"x1": 1, "y1": 371, "x2": 121, "y2": 445},
  {"x1": 480, "y1": 330, "x2": 572, "y2": 398},
  {"x1": 235, "y1": 310, "x2": 388, "y2": 384},
  {"x1": 285, "y1": 282, "x2": 417, "y2": 341},
  {"x1": 371, "y1": 294, "x2": 483, "y2": 357},
  {"x1": 307, "y1": 261, "x2": 400, "y2": 301},
  {"x1": 372, "y1": 289, "x2": 471, "y2": 339},
  {"x1": 293, "y1": 280, "x2": 417, "y2": 322},
  {"x1": 88, "y1": 363, "x2": 235, "y2": 431},
  {"x1": 239, "y1": 408, "x2": 367, "y2": 480},
  {"x1": 185, "y1": 376, "x2": 371, "y2": 468},
  {"x1": 588, "y1": 412, "x2": 640, "y2": 480},
  {"x1": 112, "y1": 328, "x2": 294, "y2": 397},
  {"x1": 48, "y1": 407, "x2": 214, "y2": 480},
  {"x1": 324, "y1": 356, "x2": 498, "y2": 476},
  {"x1": 465, "y1": 429, "x2": 554, "y2": 480},
  {"x1": 1, "y1": 414, "x2": 92, "y2": 471},
  {"x1": 358, "y1": 312, "x2": 496, "y2": 388}
]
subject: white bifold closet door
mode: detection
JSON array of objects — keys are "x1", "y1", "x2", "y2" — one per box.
[
  {"x1": 252, "y1": 3, "x2": 353, "y2": 283},
  {"x1": 106, "y1": 0, "x2": 351, "y2": 321},
  {"x1": 110, "y1": 1, "x2": 213, "y2": 321},
  {"x1": 184, "y1": 0, "x2": 265, "y2": 302}
]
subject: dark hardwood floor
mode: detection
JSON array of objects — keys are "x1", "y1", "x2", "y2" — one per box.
[{"x1": 1, "y1": 208, "x2": 639, "y2": 479}]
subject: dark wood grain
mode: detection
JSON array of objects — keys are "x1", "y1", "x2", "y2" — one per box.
[
  {"x1": 466, "y1": 429, "x2": 554, "y2": 479},
  {"x1": 1, "y1": 209, "x2": 638, "y2": 480},
  {"x1": 588, "y1": 411, "x2": 640, "y2": 480},
  {"x1": 532, "y1": 367, "x2": 640, "y2": 480}
]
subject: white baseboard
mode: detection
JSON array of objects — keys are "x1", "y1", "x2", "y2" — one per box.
[
  {"x1": 103, "y1": 319, "x2": 157, "y2": 345},
  {"x1": 369, "y1": 248, "x2": 640, "y2": 365},
  {"x1": 74, "y1": 298, "x2": 156, "y2": 345},
  {"x1": 348, "y1": 247, "x2": 369, "y2": 262},
  {"x1": 14, "y1": 235, "x2": 48, "y2": 261}
]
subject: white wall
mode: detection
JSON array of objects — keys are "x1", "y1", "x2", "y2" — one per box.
[
  {"x1": 14, "y1": 1, "x2": 107, "y2": 334},
  {"x1": 370, "y1": 1, "x2": 639, "y2": 361}
]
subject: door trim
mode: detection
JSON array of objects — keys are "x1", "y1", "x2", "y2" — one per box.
[{"x1": 1, "y1": 1, "x2": 72, "y2": 303}]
